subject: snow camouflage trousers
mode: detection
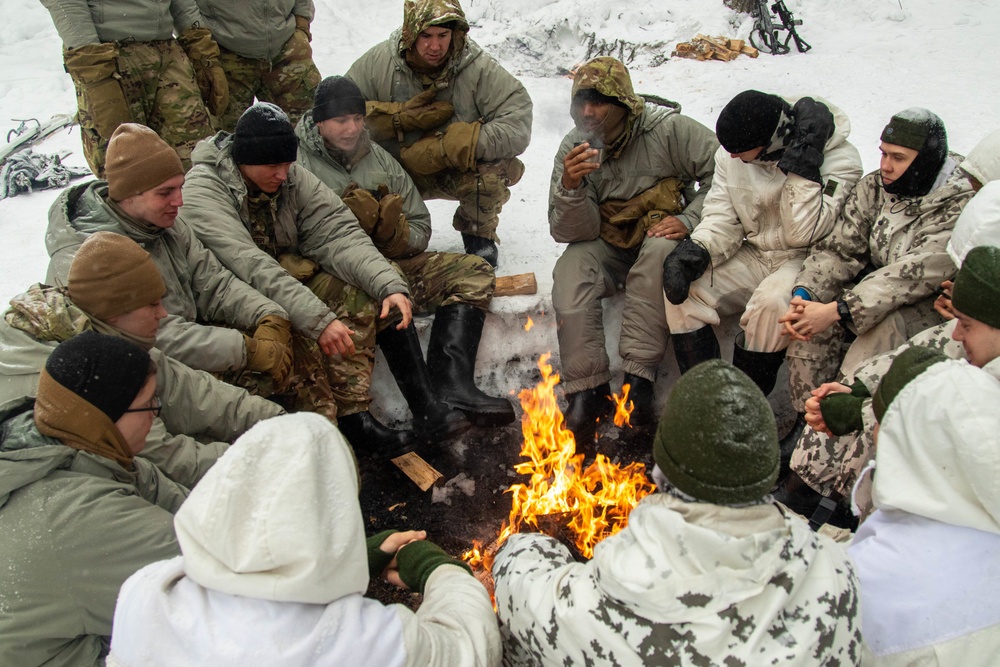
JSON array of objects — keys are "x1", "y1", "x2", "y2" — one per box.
[
  {"x1": 791, "y1": 320, "x2": 965, "y2": 501},
  {"x1": 410, "y1": 157, "x2": 525, "y2": 242},
  {"x1": 72, "y1": 40, "x2": 213, "y2": 177},
  {"x1": 390, "y1": 250, "x2": 494, "y2": 316},
  {"x1": 214, "y1": 30, "x2": 321, "y2": 133}
]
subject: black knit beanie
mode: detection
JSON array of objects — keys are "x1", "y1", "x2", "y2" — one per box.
[
  {"x1": 952, "y1": 245, "x2": 1000, "y2": 330},
  {"x1": 716, "y1": 90, "x2": 787, "y2": 154},
  {"x1": 232, "y1": 103, "x2": 298, "y2": 165},
  {"x1": 313, "y1": 76, "x2": 367, "y2": 123},
  {"x1": 872, "y1": 346, "x2": 948, "y2": 423},
  {"x1": 44, "y1": 331, "x2": 152, "y2": 423},
  {"x1": 653, "y1": 359, "x2": 779, "y2": 504},
  {"x1": 880, "y1": 108, "x2": 948, "y2": 198}
]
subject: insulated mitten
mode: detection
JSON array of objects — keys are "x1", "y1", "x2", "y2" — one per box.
[
  {"x1": 278, "y1": 253, "x2": 320, "y2": 282},
  {"x1": 294, "y1": 15, "x2": 312, "y2": 42},
  {"x1": 245, "y1": 315, "x2": 293, "y2": 386},
  {"x1": 662, "y1": 238, "x2": 711, "y2": 305},
  {"x1": 63, "y1": 43, "x2": 131, "y2": 138},
  {"x1": 340, "y1": 183, "x2": 380, "y2": 233},
  {"x1": 177, "y1": 26, "x2": 230, "y2": 116},
  {"x1": 778, "y1": 97, "x2": 834, "y2": 185},
  {"x1": 366, "y1": 87, "x2": 454, "y2": 143}
]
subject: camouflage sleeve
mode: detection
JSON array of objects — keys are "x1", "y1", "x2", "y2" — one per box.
[
  {"x1": 548, "y1": 134, "x2": 601, "y2": 243},
  {"x1": 690, "y1": 149, "x2": 748, "y2": 263},
  {"x1": 40, "y1": 0, "x2": 101, "y2": 49},
  {"x1": 794, "y1": 174, "x2": 878, "y2": 302},
  {"x1": 845, "y1": 200, "x2": 966, "y2": 334},
  {"x1": 292, "y1": 165, "x2": 411, "y2": 300},
  {"x1": 472, "y1": 56, "x2": 533, "y2": 162},
  {"x1": 174, "y1": 219, "x2": 289, "y2": 330},
  {"x1": 778, "y1": 138, "x2": 863, "y2": 250},
  {"x1": 654, "y1": 114, "x2": 718, "y2": 230},
  {"x1": 383, "y1": 148, "x2": 432, "y2": 254}
]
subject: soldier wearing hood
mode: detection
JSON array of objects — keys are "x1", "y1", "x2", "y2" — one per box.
[
  {"x1": 346, "y1": 0, "x2": 533, "y2": 268},
  {"x1": 549, "y1": 57, "x2": 718, "y2": 445},
  {"x1": 778, "y1": 109, "x2": 975, "y2": 467}
]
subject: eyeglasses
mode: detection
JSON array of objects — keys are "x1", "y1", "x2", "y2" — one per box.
[{"x1": 123, "y1": 396, "x2": 162, "y2": 418}]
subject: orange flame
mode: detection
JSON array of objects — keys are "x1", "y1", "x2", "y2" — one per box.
[
  {"x1": 524, "y1": 316, "x2": 534, "y2": 332},
  {"x1": 466, "y1": 354, "x2": 654, "y2": 571},
  {"x1": 611, "y1": 384, "x2": 634, "y2": 428}
]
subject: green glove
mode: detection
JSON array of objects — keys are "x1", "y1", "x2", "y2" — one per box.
[
  {"x1": 396, "y1": 540, "x2": 471, "y2": 594},
  {"x1": 366, "y1": 529, "x2": 398, "y2": 578},
  {"x1": 819, "y1": 379, "x2": 870, "y2": 436}
]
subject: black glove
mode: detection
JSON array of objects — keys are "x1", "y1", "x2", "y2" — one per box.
[
  {"x1": 777, "y1": 97, "x2": 834, "y2": 185},
  {"x1": 662, "y1": 238, "x2": 711, "y2": 305}
]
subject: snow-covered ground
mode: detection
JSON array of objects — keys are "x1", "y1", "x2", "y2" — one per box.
[{"x1": 1, "y1": 0, "x2": 998, "y2": 415}]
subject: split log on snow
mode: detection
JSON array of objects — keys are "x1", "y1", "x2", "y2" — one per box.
[{"x1": 494, "y1": 272, "x2": 537, "y2": 297}]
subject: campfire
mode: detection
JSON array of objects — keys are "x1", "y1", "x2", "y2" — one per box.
[{"x1": 464, "y1": 353, "x2": 655, "y2": 572}]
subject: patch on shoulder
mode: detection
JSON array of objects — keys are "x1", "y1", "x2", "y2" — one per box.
[{"x1": 823, "y1": 179, "x2": 840, "y2": 198}]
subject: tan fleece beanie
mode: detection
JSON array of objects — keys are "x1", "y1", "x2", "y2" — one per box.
[
  {"x1": 67, "y1": 232, "x2": 166, "y2": 321},
  {"x1": 106, "y1": 123, "x2": 184, "y2": 201}
]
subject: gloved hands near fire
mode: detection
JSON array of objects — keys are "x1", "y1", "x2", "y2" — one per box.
[
  {"x1": 662, "y1": 237, "x2": 711, "y2": 305},
  {"x1": 366, "y1": 86, "x2": 455, "y2": 143},
  {"x1": 244, "y1": 315, "x2": 293, "y2": 386},
  {"x1": 366, "y1": 529, "x2": 472, "y2": 594},
  {"x1": 778, "y1": 97, "x2": 834, "y2": 185}
]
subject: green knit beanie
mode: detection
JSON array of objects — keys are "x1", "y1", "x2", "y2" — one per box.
[
  {"x1": 952, "y1": 245, "x2": 1000, "y2": 330},
  {"x1": 653, "y1": 360, "x2": 779, "y2": 504},
  {"x1": 872, "y1": 347, "x2": 948, "y2": 423},
  {"x1": 880, "y1": 110, "x2": 933, "y2": 151}
]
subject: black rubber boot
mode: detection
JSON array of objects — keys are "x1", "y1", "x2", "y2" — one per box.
[
  {"x1": 671, "y1": 326, "x2": 720, "y2": 375},
  {"x1": 731, "y1": 331, "x2": 786, "y2": 396},
  {"x1": 462, "y1": 233, "x2": 499, "y2": 268},
  {"x1": 773, "y1": 470, "x2": 858, "y2": 532},
  {"x1": 337, "y1": 411, "x2": 419, "y2": 459},
  {"x1": 564, "y1": 383, "x2": 612, "y2": 448},
  {"x1": 377, "y1": 325, "x2": 472, "y2": 445},
  {"x1": 427, "y1": 303, "x2": 515, "y2": 426},
  {"x1": 621, "y1": 373, "x2": 655, "y2": 428}
]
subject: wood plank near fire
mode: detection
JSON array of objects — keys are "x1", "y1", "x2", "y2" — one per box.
[{"x1": 391, "y1": 451, "x2": 444, "y2": 491}]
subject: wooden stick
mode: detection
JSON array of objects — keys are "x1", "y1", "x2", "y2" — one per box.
[
  {"x1": 494, "y1": 272, "x2": 538, "y2": 297},
  {"x1": 390, "y1": 451, "x2": 443, "y2": 491}
]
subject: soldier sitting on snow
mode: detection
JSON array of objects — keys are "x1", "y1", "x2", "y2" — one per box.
[
  {"x1": 779, "y1": 108, "x2": 974, "y2": 463},
  {"x1": 346, "y1": 0, "x2": 533, "y2": 268},
  {"x1": 549, "y1": 56, "x2": 718, "y2": 446},
  {"x1": 179, "y1": 103, "x2": 423, "y2": 458},
  {"x1": 295, "y1": 75, "x2": 515, "y2": 439},
  {"x1": 662, "y1": 89, "x2": 863, "y2": 391},
  {"x1": 493, "y1": 359, "x2": 861, "y2": 666}
]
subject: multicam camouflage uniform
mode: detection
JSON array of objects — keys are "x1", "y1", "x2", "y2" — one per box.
[
  {"x1": 493, "y1": 492, "x2": 861, "y2": 666},
  {"x1": 346, "y1": 0, "x2": 532, "y2": 242},
  {"x1": 549, "y1": 58, "x2": 718, "y2": 393},
  {"x1": 190, "y1": 0, "x2": 321, "y2": 132},
  {"x1": 40, "y1": 0, "x2": 213, "y2": 175},
  {"x1": 0, "y1": 284, "x2": 284, "y2": 486},
  {"x1": 786, "y1": 160, "x2": 974, "y2": 413},
  {"x1": 294, "y1": 115, "x2": 495, "y2": 322},
  {"x1": 180, "y1": 133, "x2": 410, "y2": 419}
]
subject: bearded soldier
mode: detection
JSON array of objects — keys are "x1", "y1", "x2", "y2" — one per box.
[
  {"x1": 549, "y1": 57, "x2": 717, "y2": 445},
  {"x1": 295, "y1": 75, "x2": 515, "y2": 439},
  {"x1": 346, "y1": 0, "x2": 533, "y2": 268},
  {"x1": 40, "y1": 0, "x2": 224, "y2": 175}
]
